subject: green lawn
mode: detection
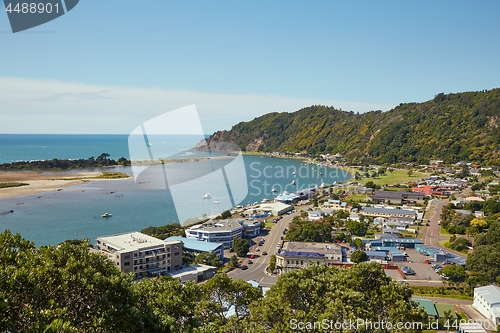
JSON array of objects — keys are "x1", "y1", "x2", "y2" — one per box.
[
  {"x1": 360, "y1": 169, "x2": 428, "y2": 186},
  {"x1": 345, "y1": 193, "x2": 370, "y2": 202}
]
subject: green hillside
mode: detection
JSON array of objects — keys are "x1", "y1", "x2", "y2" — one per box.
[{"x1": 208, "y1": 89, "x2": 500, "y2": 165}]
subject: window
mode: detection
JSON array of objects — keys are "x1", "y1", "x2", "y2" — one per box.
[
  {"x1": 124, "y1": 262, "x2": 130, "y2": 266},
  {"x1": 124, "y1": 255, "x2": 130, "y2": 259}
]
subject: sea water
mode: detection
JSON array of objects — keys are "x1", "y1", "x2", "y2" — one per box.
[{"x1": 0, "y1": 134, "x2": 351, "y2": 246}]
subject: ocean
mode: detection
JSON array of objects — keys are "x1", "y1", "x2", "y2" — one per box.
[{"x1": 0, "y1": 134, "x2": 351, "y2": 246}]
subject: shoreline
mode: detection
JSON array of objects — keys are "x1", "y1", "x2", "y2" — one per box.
[{"x1": 0, "y1": 171, "x2": 132, "y2": 199}]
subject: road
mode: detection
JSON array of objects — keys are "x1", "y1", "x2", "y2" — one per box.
[
  {"x1": 227, "y1": 208, "x2": 301, "y2": 287},
  {"x1": 422, "y1": 198, "x2": 449, "y2": 248}
]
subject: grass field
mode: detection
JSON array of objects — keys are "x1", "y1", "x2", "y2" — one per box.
[
  {"x1": 345, "y1": 193, "x2": 371, "y2": 202},
  {"x1": 360, "y1": 169, "x2": 428, "y2": 186}
]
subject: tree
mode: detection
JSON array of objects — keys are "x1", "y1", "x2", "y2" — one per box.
[
  {"x1": 193, "y1": 252, "x2": 222, "y2": 267},
  {"x1": 248, "y1": 263, "x2": 427, "y2": 333},
  {"x1": 232, "y1": 238, "x2": 250, "y2": 257},
  {"x1": 268, "y1": 254, "x2": 277, "y2": 273},
  {"x1": 228, "y1": 254, "x2": 239, "y2": 268},
  {"x1": 347, "y1": 220, "x2": 367, "y2": 236},
  {"x1": 0, "y1": 230, "x2": 144, "y2": 333},
  {"x1": 439, "y1": 265, "x2": 467, "y2": 283},
  {"x1": 286, "y1": 220, "x2": 332, "y2": 243},
  {"x1": 197, "y1": 273, "x2": 262, "y2": 330},
  {"x1": 407, "y1": 168, "x2": 413, "y2": 177},
  {"x1": 353, "y1": 238, "x2": 363, "y2": 250},
  {"x1": 350, "y1": 250, "x2": 369, "y2": 263},
  {"x1": 218, "y1": 210, "x2": 232, "y2": 219}
]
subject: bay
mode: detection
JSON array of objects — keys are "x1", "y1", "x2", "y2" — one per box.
[{"x1": 0, "y1": 135, "x2": 351, "y2": 246}]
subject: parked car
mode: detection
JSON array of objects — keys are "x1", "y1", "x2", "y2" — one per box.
[
  {"x1": 256, "y1": 248, "x2": 260, "y2": 252},
  {"x1": 402, "y1": 266, "x2": 415, "y2": 275},
  {"x1": 229, "y1": 248, "x2": 234, "y2": 253},
  {"x1": 262, "y1": 251, "x2": 268, "y2": 255},
  {"x1": 223, "y1": 267, "x2": 234, "y2": 273},
  {"x1": 248, "y1": 260, "x2": 253, "y2": 264},
  {"x1": 276, "y1": 244, "x2": 281, "y2": 249},
  {"x1": 240, "y1": 265, "x2": 248, "y2": 270},
  {"x1": 250, "y1": 254, "x2": 255, "y2": 259}
]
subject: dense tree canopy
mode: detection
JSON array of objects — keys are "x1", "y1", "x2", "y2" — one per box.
[
  {"x1": 0, "y1": 154, "x2": 130, "y2": 170},
  {"x1": 286, "y1": 220, "x2": 333, "y2": 243},
  {"x1": 208, "y1": 89, "x2": 500, "y2": 165}
]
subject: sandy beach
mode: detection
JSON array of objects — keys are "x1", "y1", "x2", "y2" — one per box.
[{"x1": 0, "y1": 171, "x2": 130, "y2": 199}]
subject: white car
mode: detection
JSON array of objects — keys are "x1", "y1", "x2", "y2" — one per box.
[{"x1": 276, "y1": 244, "x2": 281, "y2": 249}]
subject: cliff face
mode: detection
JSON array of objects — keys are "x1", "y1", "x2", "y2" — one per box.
[{"x1": 207, "y1": 89, "x2": 500, "y2": 165}]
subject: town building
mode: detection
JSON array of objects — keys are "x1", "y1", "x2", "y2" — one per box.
[
  {"x1": 168, "y1": 263, "x2": 217, "y2": 283},
  {"x1": 473, "y1": 285, "x2": 500, "y2": 326},
  {"x1": 96, "y1": 231, "x2": 183, "y2": 278},
  {"x1": 258, "y1": 202, "x2": 293, "y2": 216},
  {"x1": 185, "y1": 218, "x2": 261, "y2": 248},
  {"x1": 165, "y1": 236, "x2": 224, "y2": 260},
  {"x1": 361, "y1": 206, "x2": 417, "y2": 221},
  {"x1": 276, "y1": 242, "x2": 343, "y2": 273},
  {"x1": 323, "y1": 199, "x2": 349, "y2": 210}
]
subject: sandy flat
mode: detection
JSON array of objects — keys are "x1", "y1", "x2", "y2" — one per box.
[{"x1": 0, "y1": 171, "x2": 124, "y2": 199}]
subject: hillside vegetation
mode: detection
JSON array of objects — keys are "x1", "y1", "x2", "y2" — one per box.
[{"x1": 208, "y1": 89, "x2": 500, "y2": 165}]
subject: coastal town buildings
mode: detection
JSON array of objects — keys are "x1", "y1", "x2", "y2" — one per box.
[
  {"x1": 96, "y1": 231, "x2": 183, "y2": 278},
  {"x1": 184, "y1": 218, "x2": 261, "y2": 248},
  {"x1": 275, "y1": 242, "x2": 343, "y2": 273},
  {"x1": 473, "y1": 285, "x2": 500, "y2": 326}
]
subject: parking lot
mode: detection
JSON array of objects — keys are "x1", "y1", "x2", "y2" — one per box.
[{"x1": 396, "y1": 248, "x2": 443, "y2": 281}]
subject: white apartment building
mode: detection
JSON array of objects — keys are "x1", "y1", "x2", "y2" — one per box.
[{"x1": 96, "y1": 231, "x2": 183, "y2": 278}]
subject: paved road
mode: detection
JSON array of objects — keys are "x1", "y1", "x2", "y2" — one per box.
[
  {"x1": 227, "y1": 209, "x2": 302, "y2": 286},
  {"x1": 423, "y1": 198, "x2": 449, "y2": 248}
]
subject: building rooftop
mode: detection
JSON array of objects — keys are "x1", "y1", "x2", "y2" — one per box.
[
  {"x1": 279, "y1": 251, "x2": 325, "y2": 258},
  {"x1": 475, "y1": 285, "x2": 500, "y2": 306},
  {"x1": 362, "y1": 207, "x2": 417, "y2": 216},
  {"x1": 165, "y1": 236, "x2": 223, "y2": 252},
  {"x1": 412, "y1": 298, "x2": 438, "y2": 317},
  {"x1": 168, "y1": 264, "x2": 216, "y2": 279},
  {"x1": 98, "y1": 231, "x2": 175, "y2": 252},
  {"x1": 187, "y1": 218, "x2": 244, "y2": 233},
  {"x1": 380, "y1": 237, "x2": 423, "y2": 244},
  {"x1": 282, "y1": 241, "x2": 342, "y2": 254}
]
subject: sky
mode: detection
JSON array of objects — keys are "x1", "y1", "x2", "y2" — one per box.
[{"x1": 1, "y1": 1, "x2": 500, "y2": 134}]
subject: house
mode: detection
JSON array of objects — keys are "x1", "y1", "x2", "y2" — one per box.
[
  {"x1": 412, "y1": 298, "x2": 438, "y2": 319},
  {"x1": 324, "y1": 199, "x2": 348, "y2": 210},
  {"x1": 96, "y1": 231, "x2": 183, "y2": 278},
  {"x1": 472, "y1": 285, "x2": 500, "y2": 326}
]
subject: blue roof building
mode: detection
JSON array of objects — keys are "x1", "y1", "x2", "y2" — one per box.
[{"x1": 166, "y1": 236, "x2": 225, "y2": 259}]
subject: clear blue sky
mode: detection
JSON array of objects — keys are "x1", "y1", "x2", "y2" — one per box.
[{"x1": 1, "y1": 1, "x2": 499, "y2": 134}]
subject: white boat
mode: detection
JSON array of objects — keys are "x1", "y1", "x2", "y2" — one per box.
[
  {"x1": 102, "y1": 212, "x2": 112, "y2": 218},
  {"x1": 292, "y1": 171, "x2": 296, "y2": 175},
  {"x1": 271, "y1": 188, "x2": 277, "y2": 192},
  {"x1": 291, "y1": 180, "x2": 296, "y2": 185},
  {"x1": 203, "y1": 193, "x2": 211, "y2": 199},
  {"x1": 261, "y1": 198, "x2": 269, "y2": 203},
  {"x1": 320, "y1": 182, "x2": 326, "y2": 188},
  {"x1": 213, "y1": 200, "x2": 221, "y2": 204}
]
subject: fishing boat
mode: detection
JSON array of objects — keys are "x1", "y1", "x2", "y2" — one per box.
[
  {"x1": 102, "y1": 212, "x2": 112, "y2": 218},
  {"x1": 203, "y1": 193, "x2": 211, "y2": 199}
]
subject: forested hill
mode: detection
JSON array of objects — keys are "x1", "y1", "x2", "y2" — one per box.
[{"x1": 208, "y1": 89, "x2": 500, "y2": 165}]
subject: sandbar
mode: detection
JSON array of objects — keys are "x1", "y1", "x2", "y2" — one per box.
[{"x1": 0, "y1": 171, "x2": 130, "y2": 199}]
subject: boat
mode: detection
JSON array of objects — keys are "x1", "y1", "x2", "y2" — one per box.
[
  {"x1": 292, "y1": 171, "x2": 296, "y2": 175},
  {"x1": 261, "y1": 198, "x2": 269, "y2": 203},
  {"x1": 291, "y1": 180, "x2": 296, "y2": 185},
  {"x1": 203, "y1": 193, "x2": 211, "y2": 199},
  {"x1": 271, "y1": 188, "x2": 277, "y2": 192},
  {"x1": 102, "y1": 212, "x2": 112, "y2": 218},
  {"x1": 320, "y1": 182, "x2": 326, "y2": 188},
  {"x1": 213, "y1": 200, "x2": 221, "y2": 204}
]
